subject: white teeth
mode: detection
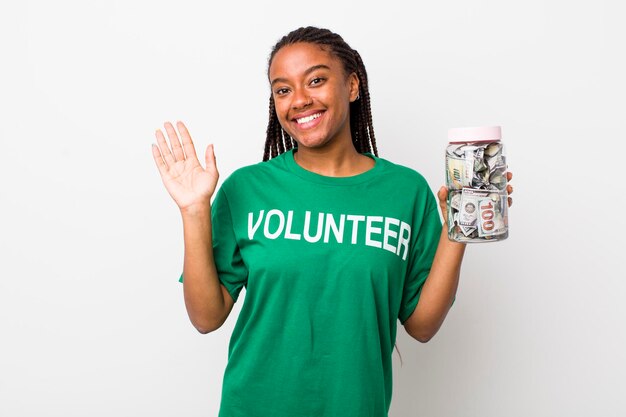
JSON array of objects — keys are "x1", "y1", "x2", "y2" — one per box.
[{"x1": 296, "y1": 113, "x2": 322, "y2": 124}]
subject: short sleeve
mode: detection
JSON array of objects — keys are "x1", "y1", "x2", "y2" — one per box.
[
  {"x1": 398, "y1": 192, "x2": 443, "y2": 324},
  {"x1": 178, "y1": 185, "x2": 248, "y2": 303}
]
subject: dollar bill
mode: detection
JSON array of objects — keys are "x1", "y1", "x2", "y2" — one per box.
[
  {"x1": 446, "y1": 155, "x2": 474, "y2": 189},
  {"x1": 459, "y1": 189, "x2": 507, "y2": 237},
  {"x1": 460, "y1": 225, "x2": 477, "y2": 237},
  {"x1": 450, "y1": 192, "x2": 462, "y2": 211},
  {"x1": 459, "y1": 198, "x2": 478, "y2": 227},
  {"x1": 446, "y1": 142, "x2": 508, "y2": 191},
  {"x1": 445, "y1": 140, "x2": 509, "y2": 242},
  {"x1": 476, "y1": 193, "x2": 507, "y2": 237}
]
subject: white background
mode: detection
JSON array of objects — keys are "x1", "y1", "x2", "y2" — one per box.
[{"x1": 1, "y1": 1, "x2": 624, "y2": 416}]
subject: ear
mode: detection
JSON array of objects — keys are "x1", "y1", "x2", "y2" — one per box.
[{"x1": 348, "y1": 72, "x2": 360, "y2": 103}]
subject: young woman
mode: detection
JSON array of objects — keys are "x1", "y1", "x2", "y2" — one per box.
[{"x1": 152, "y1": 26, "x2": 513, "y2": 417}]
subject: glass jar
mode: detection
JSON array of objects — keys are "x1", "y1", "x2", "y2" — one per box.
[{"x1": 445, "y1": 126, "x2": 509, "y2": 243}]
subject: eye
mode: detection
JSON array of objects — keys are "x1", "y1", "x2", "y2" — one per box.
[
  {"x1": 310, "y1": 77, "x2": 326, "y2": 86},
  {"x1": 274, "y1": 87, "x2": 290, "y2": 96}
]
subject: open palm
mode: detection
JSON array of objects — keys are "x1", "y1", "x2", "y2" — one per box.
[{"x1": 152, "y1": 121, "x2": 219, "y2": 211}]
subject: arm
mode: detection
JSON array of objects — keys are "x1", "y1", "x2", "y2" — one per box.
[
  {"x1": 181, "y1": 205, "x2": 235, "y2": 334},
  {"x1": 152, "y1": 121, "x2": 233, "y2": 334},
  {"x1": 403, "y1": 224, "x2": 465, "y2": 343},
  {"x1": 404, "y1": 174, "x2": 513, "y2": 343}
]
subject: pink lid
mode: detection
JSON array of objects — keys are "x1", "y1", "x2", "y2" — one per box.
[{"x1": 448, "y1": 126, "x2": 501, "y2": 143}]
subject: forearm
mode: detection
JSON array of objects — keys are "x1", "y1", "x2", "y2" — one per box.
[
  {"x1": 180, "y1": 204, "x2": 226, "y2": 333},
  {"x1": 405, "y1": 225, "x2": 466, "y2": 342}
]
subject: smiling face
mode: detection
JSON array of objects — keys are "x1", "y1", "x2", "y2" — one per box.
[{"x1": 269, "y1": 42, "x2": 360, "y2": 150}]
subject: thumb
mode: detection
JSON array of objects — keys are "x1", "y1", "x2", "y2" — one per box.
[
  {"x1": 437, "y1": 186, "x2": 448, "y2": 205},
  {"x1": 437, "y1": 186, "x2": 449, "y2": 223},
  {"x1": 205, "y1": 144, "x2": 217, "y2": 173}
]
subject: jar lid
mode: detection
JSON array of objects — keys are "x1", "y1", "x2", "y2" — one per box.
[{"x1": 448, "y1": 126, "x2": 501, "y2": 143}]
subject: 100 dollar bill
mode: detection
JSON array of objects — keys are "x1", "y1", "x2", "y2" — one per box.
[{"x1": 461, "y1": 189, "x2": 507, "y2": 237}]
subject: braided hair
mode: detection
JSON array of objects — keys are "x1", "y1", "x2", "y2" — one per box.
[{"x1": 263, "y1": 26, "x2": 378, "y2": 162}]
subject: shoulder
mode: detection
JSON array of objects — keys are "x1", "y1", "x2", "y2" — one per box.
[
  {"x1": 375, "y1": 155, "x2": 439, "y2": 214},
  {"x1": 219, "y1": 151, "x2": 290, "y2": 191},
  {"x1": 375, "y1": 155, "x2": 431, "y2": 190}
]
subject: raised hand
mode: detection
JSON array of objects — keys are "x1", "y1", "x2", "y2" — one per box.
[
  {"x1": 437, "y1": 172, "x2": 514, "y2": 224},
  {"x1": 152, "y1": 121, "x2": 219, "y2": 212}
]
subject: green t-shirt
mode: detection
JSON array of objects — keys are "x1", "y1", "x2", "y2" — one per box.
[{"x1": 179, "y1": 148, "x2": 442, "y2": 417}]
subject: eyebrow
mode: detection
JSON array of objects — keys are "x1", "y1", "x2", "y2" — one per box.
[{"x1": 270, "y1": 64, "x2": 331, "y2": 86}]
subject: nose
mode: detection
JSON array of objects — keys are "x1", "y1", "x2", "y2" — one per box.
[{"x1": 291, "y1": 88, "x2": 312, "y2": 109}]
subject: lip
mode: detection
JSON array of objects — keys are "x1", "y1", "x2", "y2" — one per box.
[
  {"x1": 292, "y1": 110, "x2": 325, "y2": 122},
  {"x1": 291, "y1": 110, "x2": 325, "y2": 131}
]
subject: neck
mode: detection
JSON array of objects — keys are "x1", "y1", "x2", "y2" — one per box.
[{"x1": 293, "y1": 140, "x2": 374, "y2": 177}]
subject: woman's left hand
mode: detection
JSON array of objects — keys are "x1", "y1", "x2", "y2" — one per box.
[{"x1": 437, "y1": 172, "x2": 514, "y2": 224}]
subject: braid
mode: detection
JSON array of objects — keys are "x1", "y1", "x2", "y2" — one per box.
[
  {"x1": 353, "y1": 50, "x2": 378, "y2": 157},
  {"x1": 263, "y1": 96, "x2": 275, "y2": 162},
  {"x1": 263, "y1": 26, "x2": 377, "y2": 162}
]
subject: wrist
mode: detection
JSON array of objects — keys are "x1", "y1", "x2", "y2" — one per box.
[
  {"x1": 180, "y1": 203, "x2": 212, "y2": 218},
  {"x1": 440, "y1": 224, "x2": 467, "y2": 249}
]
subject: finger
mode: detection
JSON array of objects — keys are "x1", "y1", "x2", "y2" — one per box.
[
  {"x1": 437, "y1": 186, "x2": 449, "y2": 223},
  {"x1": 205, "y1": 143, "x2": 218, "y2": 176},
  {"x1": 151, "y1": 143, "x2": 169, "y2": 177},
  {"x1": 155, "y1": 128, "x2": 176, "y2": 166},
  {"x1": 507, "y1": 171, "x2": 513, "y2": 181},
  {"x1": 176, "y1": 121, "x2": 197, "y2": 162},
  {"x1": 437, "y1": 186, "x2": 448, "y2": 203},
  {"x1": 164, "y1": 121, "x2": 185, "y2": 162},
  {"x1": 507, "y1": 184, "x2": 513, "y2": 195},
  {"x1": 508, "y1": 197, "x2": 513, "y2": 207}
]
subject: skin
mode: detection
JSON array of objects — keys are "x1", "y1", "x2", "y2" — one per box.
[
  {"x1": 151, "y1": 42, "x2": 515, "y2": 340},
  {"x1": 152, "y1": 122, "x2": 229, "y2": 333},
  {"x1": 412, "y1": 173, "x2": 512, "y2": 342},
  {"x1": 269, "y1": 42, "x2": 374, "y2": 177}
]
